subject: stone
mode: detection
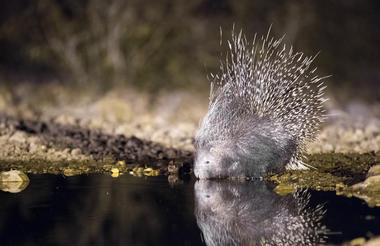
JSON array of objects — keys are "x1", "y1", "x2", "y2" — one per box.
[
  {"x1": 367, "y1": 165, "x2": 380, "y2": 177},
  {"x1": 0, "y1": 170, "x2": 29, "y2": 182},
  {"x1": 0, "y1": 170, "x2": 30, "y2": 193},
  {"x1": 9, "y1": 131, "x2": 27, "y2": 143},
  {"x1": 364, "y1": 175, "x2": 380, "y2": 188},
  {"x1": 29, "y1": 142, "x2": 38, "y2": 153},
  {"x1": 63, "y1": 168, "x2": 82, "y2": 176},
  {"x1": 352, "y1": 175, "x2": 380, "y2": 207},
  {"x1": 364, "y1": 237, "x2": 380, "y2": 246},
  {"x1": 71, "y1": 148, "x2": 82, "y2": 156},
  {"x1": 350, "y1": 237, "x2": 366, "y2": 246}
]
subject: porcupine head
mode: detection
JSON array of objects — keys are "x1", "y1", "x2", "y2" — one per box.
[{"x1": 194, "y1": 29, "x2": 327, "y2": 179}]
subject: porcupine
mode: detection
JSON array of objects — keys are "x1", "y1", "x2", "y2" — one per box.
[{"x1": 194, "y1": 29, "x2": 327, "y2": 179}]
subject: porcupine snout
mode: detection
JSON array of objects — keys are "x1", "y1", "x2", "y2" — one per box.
[
  {"x1": 194, "y1": 141, "x2": 248, "y2": 179},
  {"x1": 193, "y1": 119, "x2": 297, "y2": 179},
  {"x1": 193, "y1": 144, "x2": 235, "y2": 179},
  {"x1": 193, "y1": 148, "x2": 221, "y2": 179}
]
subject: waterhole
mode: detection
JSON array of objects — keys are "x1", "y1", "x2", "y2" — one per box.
[{"x1": 0, "y1": 174, "x2": 379, "y2": 246}]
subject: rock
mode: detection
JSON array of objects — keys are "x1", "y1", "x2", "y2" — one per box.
[
  {"x1": 117, "y1": 160, "x2": 126, "y2": 167},
  {"x1": 352, "y1": 175, "x2": 380, "y2": 207},
  {"x1": 63, "y1": 168, "x2": 82, "y2": 176},
  {"x1": 9, "y1": 131, "x2": 27, "y2": 143},
  {"x1": 0, "y1": 180, "x2": 29, "y2": 193},
  {"x1": 71, "y1": 148, "x2": 82, "y2": 156},
  {"x1": 0, "y1": 170, "x2": 29, "y2": 182},
  {"x1": 0, "y1": 170, "x2": 30, "y2": 193},
  {"x1": 324, "y1": 143, "x2": 334, "y2": 152},
  {"x1": 41, "y1": 145, "x2": 47, "y2": 152},
  {"x1": 167, "y1": 161, "x2": 178, "y2": 174},
  {"x1": 350, "y1": 237, "x2": 366, "y2": 246},
  {"x1": 29, "y1": 142, "x2": 38, "y2": 153},
  {"x1": 364, "y1": 237, "x2": 380, "y2": 246},
  {"x1": 352, "y1": 175, "x2": 380, "y2": 190},
  {"x1": 367, "y1": 165, "x2": 380, "y2": 177},
  {"x1": 111, "y1": 167, "x2": 119, "y2": 178},
  {"x1": 274, "y1": 183, "x2": 296, "y2": 196},
  {"x1": 363, "y1": 175, "x2": 380, "y2": 188}
]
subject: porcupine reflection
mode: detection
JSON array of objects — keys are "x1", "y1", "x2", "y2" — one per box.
[{"x1": 194, "y1": 181, "x2": 327, "y2": 246}]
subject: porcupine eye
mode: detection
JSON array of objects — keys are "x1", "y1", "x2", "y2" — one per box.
[{"x1": 205, "y1": 161, "x2": 210, "y2": 164}]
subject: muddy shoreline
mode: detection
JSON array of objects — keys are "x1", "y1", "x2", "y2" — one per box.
[
  {"x1": 1, "y1": 106, "x2": 380, "y2": 209},
  {"x1": 1, "y1": 112, "x2": 377, "y2": 165},
  {"x1": 0, "y1": 113, "x2": 193, "y2": 176}
]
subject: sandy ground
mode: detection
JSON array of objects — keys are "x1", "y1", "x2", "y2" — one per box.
[
  {"x1": 2, "y1": 84, "x2": 380, "y2": 152},
  {"x1": 0, "y1": 84, "x2": 380, "y2": 167}
]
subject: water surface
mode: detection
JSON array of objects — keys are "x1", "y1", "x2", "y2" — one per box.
[{"x1": 0, "y1": 174, "x2": 379, "y2": 245}]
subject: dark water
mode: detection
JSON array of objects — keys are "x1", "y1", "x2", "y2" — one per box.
[{"x1": 0, "y1": 175, "x2": 379, "y2": 246}]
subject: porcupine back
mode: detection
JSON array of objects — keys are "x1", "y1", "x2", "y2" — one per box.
[{"x1": 195, "y1": 29, "x2": 327, "y2": 170}]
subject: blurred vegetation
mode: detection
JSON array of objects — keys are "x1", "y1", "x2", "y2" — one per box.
[{"x1": 0, "y1": 0, "x2": 379, "y2": 101}]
